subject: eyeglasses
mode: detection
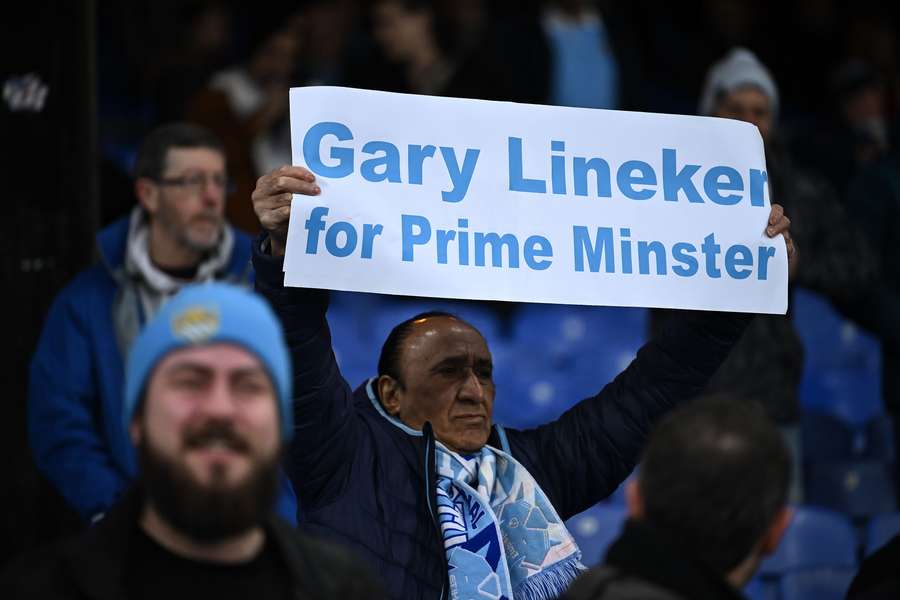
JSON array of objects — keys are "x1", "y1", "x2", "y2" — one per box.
[{"x1": 155, "y1": 172, "x2": 230, "y2": 194}]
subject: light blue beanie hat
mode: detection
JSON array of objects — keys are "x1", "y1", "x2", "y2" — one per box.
[{"x1": 124, "y1": 282, "x2": 292, "y2": 440}]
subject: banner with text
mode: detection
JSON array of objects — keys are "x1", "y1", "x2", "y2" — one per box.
[{"x1": 285, "y1": 86, "x2": 787, "y2": 314}]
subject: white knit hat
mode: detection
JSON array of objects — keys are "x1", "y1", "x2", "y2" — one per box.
[{"x1": 698, "y1": 48, "x2": 779, "y2": 117}]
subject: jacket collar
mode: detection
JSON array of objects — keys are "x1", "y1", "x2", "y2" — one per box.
[
  {"x1": 604, "y1": 520, "x2": 747, "y2": 600},
  {"x1": 61, "y1": 487, "x2": 317, "y2": 600},
  {"x1": 95, "y1": 210, "x2": 252, "y2": 280}
]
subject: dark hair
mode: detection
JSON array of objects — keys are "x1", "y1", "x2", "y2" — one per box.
[
  {"x1": 377, "y1": 310, "x2": 473, "y2": 386},
  {"x1": 133, "y1": 122, "x2": 225, "y2": 180},
  {"x1": 638, "y1": 395, "x2": 791, "y2": 575},
  {"x1": 374, "y1": 0, "x2": 458, "y2": 56}
]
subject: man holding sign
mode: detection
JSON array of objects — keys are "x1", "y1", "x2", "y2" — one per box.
[{"x1": 251, "y1": 88, "x2": 795, "y2": 600}]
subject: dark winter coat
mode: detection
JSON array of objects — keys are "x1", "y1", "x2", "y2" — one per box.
[
  {"x1": 560, "y1": 520, "x2": 746, "y2": 600},
  {"x1": 253, "y1": 239, "x2": 749, "y2": 600},
  {"x1": 0, "y1": 489, "x2": 381, "y2": 600}
]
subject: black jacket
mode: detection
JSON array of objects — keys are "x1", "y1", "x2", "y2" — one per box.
[
  {"x1": 0, "y1": 489, "x2": 381, "y2": 600},
  {"x1": 847, "y1": 534, "x2": 900, "y2": 599},
  {"x1": 561, "y1": 520, "x2": 747, "y2": 600},
  {"x1": 252, "y1": 239, "x2": 750, "y2": 600}
]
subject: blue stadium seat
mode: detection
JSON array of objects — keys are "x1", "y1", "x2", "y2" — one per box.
[
  {"x1": 493, "y1": 368, "x2": 578, "y2": 430},
  {"x1": 329, "y1": 290, "x2": 387, "y2": 339},
  {"x1": 779, "y1": 568, "x2": 856, "y2": 600},
  {"x1": 568, "y1": 338, "x2": 640, "y2": 400},
  {"x1": 512, "y1": 305, "x2": 647, "y2": 366},
  {"x1": 800, "y1": 366, "x2": 884, "y2": 427},
  {"x1": 805, "y1": 461, "x2": 897, "y2": 519},
  {"x1": 792, "y1": 288, "x2": 880, "y2": 371},
  {"x1": 759, "y1": 507, "x2": 857, "y2": 576},
  {"x1": 566, "y1": 504, "x2": 628, "y2": 567},
  {"x1": 865, "y1": 512, "x2": 900, "y2": 556},
  {"x1": 329, "y1": 306, "x2": 380, "y2": 390},
  {"x1": 744, "y1": 577, "x2": 777, "y2": 600},
  {"x1": 801, "y1": 411, "x2": 863, "y2": 462}
]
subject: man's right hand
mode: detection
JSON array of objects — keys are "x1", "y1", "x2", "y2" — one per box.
[{"x1": 252, "y1": 165, "x2": 321, "y2": 256}]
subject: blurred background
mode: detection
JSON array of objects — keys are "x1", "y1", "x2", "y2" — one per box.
[{"x1": 3, "y1": 1, "x2": 900, "y2": 597}]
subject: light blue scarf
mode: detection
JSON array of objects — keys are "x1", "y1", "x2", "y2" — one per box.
[{"x1": 436, "y1": 443, "x2": 585, "y2": 600}]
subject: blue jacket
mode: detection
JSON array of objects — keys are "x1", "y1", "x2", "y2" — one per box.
[
  {"x1": 253, "y1": 241, "x2": 750, "y2": 600},
  {"x1": 28, "y1": 216, "x2": 297, "y2": 522}
]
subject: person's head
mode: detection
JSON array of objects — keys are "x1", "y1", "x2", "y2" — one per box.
[
  {"x1": 699, "y1": 48, "x2": 778, "y2": 143},
  {"x1": 377, "y1": 311, "x2": 494, "y2": 453},
  {"x1": 134, "y1": 123, "x2": 228, "y2": 259},
  {"x1": 625, "y1": 395, "x2": 792, "y2": 587},
  {"x1": 248, "y1": 27, "x2": 299, "y2": 86},
  {"x1": 830, "y1": 59, "x2": 888, "y2": 157},
  {"x1": 372, "y1": 0, "x2": 445, "y2": 63},
  {"x1": 124, "y1": 283, "x2": 292, "y2": 542}
]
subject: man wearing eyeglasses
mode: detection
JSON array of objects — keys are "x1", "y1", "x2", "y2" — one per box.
[{"x1": 28, "y1": 123, "x2": 296, "y2": 527}]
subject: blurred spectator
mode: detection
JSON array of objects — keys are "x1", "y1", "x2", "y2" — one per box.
[
  {"x1": 293, "y1": 0, "x2": 358, "y2": 87},
  {"x1": 541, "y1": 0, "x2": 620, "y2": 109},
  {"x1": 345, "y1": 0, "x2": 512, "y2": 100},
  {"x1": 792, "y1": 59, "x2": 890, "y2": 198},
  {"x1": 654, "y1": 48, "x2": 878, "y2": 502},
  {"x1": 150, "y1": 0, "x2": 235, "y2": 123},
  {"x1": 3, "y1": 284, "x2": 380, "y2": 599},
  {"x1": 561, "y1": 396, "x2": 792, "y2": 600},
  {"x1": 25, "y1": 124, "x2": 299, "y2": 525},
  {"x1": 186, "y1": 17, "x2": 301, "y2": 234},
  {"x1": 846, "y1": 148, "x2": 900, "y2": 495}
]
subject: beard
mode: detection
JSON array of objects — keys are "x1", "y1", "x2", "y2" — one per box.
[
  {"x1": 137, "y1": 421, "x2": 280, "y2": 544},
  {"x1": 155, "y1": 197, "x2": 224, "y2": 255},
  {"x1": 180, "y1": 215, "x2": 224, "y2": 253}
]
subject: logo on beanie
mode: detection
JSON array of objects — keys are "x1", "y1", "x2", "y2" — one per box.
[{"x1": 171, "y1": 306, "x2": 220, "y2": 343}]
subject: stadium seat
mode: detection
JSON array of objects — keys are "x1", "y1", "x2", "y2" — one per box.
[
  {"x1": 329, "y1": 306, "x2": 379, "y2": 390},
  {"x1": 493, "y1": 368, "x2": 579, "y2": 430},
  {"x1": 805, "y1": 461, "x2": 897, "y2": 519},
  {"x1": 801, "y1": 411, "x2": 864, "y2": 462},
  {"x1": 744, "y1": 577, "x2": 777, "y2": 600},
  {"x1": 865, "y1": 512, "x2": 900, "y2": 556},
  {"x1": 792, "y1": 288, "x2": 880, "y2": 371},
  {"x1": 800, "y1": 366, "x2": 884, "y2": 427},
  {"x1": 566, "y1": 504, "x2": 628, "y2": 567},
  {"x1": 801, "y1": 411, "x2": 896, "y2": 463},
  {"x1": 568, "y1": 338, "x2": 639, "y2": 400},
  {"x1": 779, "y1": 568, "x2": 856, "y2": 600},
  {"x1": 512, "y1": 305, "x2": 647, "y2": 366},
  {"x1": 759, "y1": 507, "x2": 857, "y2": 576}
]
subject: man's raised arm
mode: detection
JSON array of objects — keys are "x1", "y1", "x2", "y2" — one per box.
[
  {"x1": 508, "y1": 204, "x2": 797, "y2": 520},
  {"x1": 252, "y1": 166, "x2": 357, "y2": 509}
]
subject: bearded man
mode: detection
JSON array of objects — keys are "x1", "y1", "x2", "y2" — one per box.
[{"x1": 4, "y1": 283, "x2": 380, "y2": 599}]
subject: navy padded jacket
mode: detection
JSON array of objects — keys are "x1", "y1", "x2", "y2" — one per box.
[{"x1": 253, "y1": 239, "x2": 750, "y2": 600}]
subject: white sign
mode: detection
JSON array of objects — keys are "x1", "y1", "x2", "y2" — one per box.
[{"x1": 285, "y1": 86, "x2": 787, "y2": 314}]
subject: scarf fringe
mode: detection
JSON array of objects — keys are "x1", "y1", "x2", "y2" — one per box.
[{"x1": 513, "y1": 556, "x2": 586, "y2": 600}]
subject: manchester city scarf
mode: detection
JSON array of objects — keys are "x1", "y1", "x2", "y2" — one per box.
[{"x1": 436, "y1": 443, "x2": 585, "y2": 600}]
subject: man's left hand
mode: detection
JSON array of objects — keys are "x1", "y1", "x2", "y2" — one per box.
[{"x1": 766, "y1": 203, "x2": 797, "y2": 279}]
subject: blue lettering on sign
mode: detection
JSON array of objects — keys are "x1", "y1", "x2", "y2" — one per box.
[
  {"x1": 300, "y1": 122, "x2": 769, "y2": 207},
  {"x1": 301, "y1": 121, "x2": 481, "y2": 202},
  {"x1": 571, "y1": 225, "x2": 776, "y2": 280}
]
